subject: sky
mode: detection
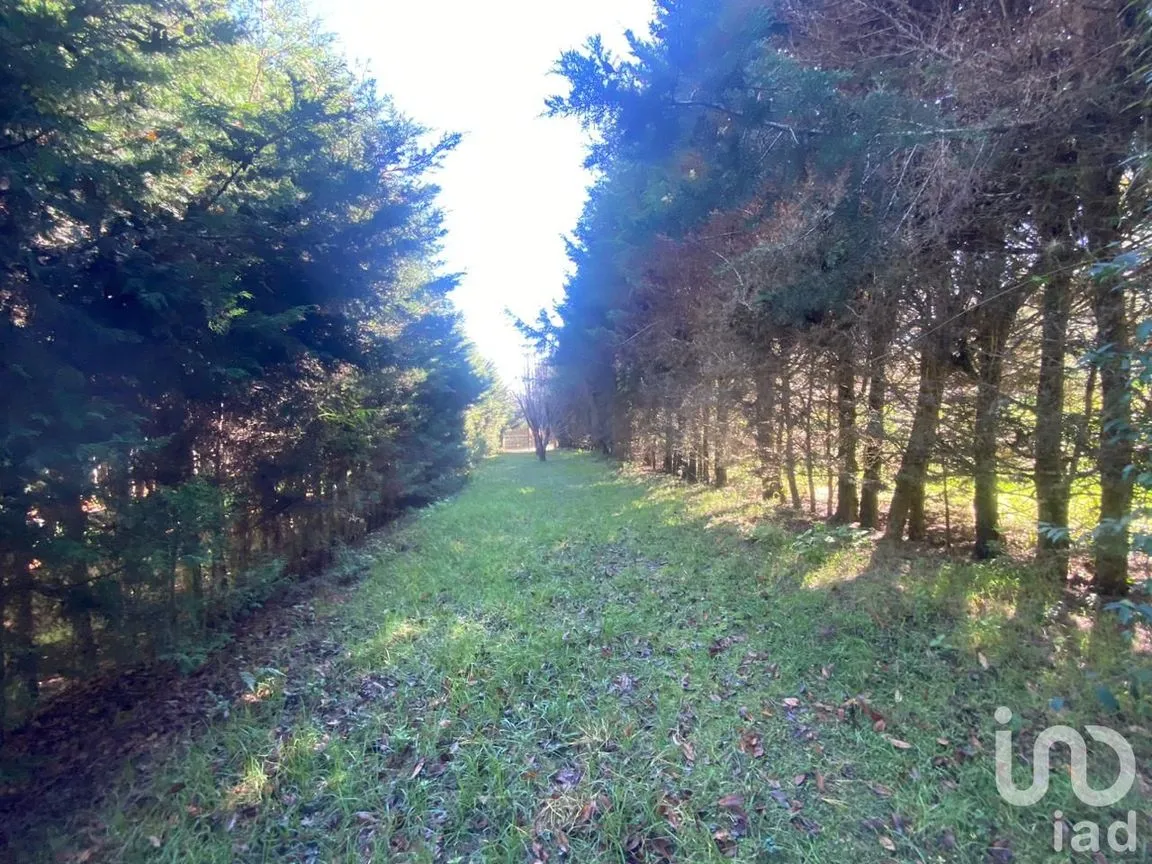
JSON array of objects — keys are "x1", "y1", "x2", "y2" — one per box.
[{"x1": 311, "y1": 0, "x2": 655, "y2": 385}]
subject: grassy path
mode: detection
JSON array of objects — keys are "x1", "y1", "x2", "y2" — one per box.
[{"x1": 41, "y1": 454, "x2": 1147, "y2": 862}]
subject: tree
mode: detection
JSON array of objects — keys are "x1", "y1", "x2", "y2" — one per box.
[
  {"x1": 542, "y1": 0, "x2": 1149, "y2": 592},
  {"x1": 516, "y1": 361, "x2": 555, "y2": 461},
  {"x1": 0, "y1": 0, "x2": 486, "y2": 729}
]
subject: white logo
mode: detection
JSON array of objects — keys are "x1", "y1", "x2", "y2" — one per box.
[
  {"x1": 994, "y1": 706, "x2": 1136, "y2": 807},
  {"x1": 994, "y1": 707, "x2": 1139, "y2": 855}
]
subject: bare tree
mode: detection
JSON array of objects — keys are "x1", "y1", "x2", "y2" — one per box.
[{"x1": 515, "y1": 360, "x2": 555, "y2": 461}]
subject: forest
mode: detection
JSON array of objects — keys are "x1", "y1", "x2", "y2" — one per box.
[
  {"x1": 9, "y1": 1, "x2": 1152, "y2": 861},
  {"x1": 0, "y1": 0, "x2": 502, "y2": 735},
  {"x1": 540, "y1": 0, "x2": 1152, "y2": 597}
]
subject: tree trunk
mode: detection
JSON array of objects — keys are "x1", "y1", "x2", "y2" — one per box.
[
  {"x1": 755, "y1": 360, "x2": 782, "y2": 500},
  {"x1": 972, "y1": 289, "x2": 1023, "y2": 559},
  {"x1": 832, "y1": 337, "x2": 859, "y2": 524},
  {"x1": 714, "y1": 381, "x2": 729, "y2": 488},
  {"x1": 1035, "y1": 267, "x2": 1072, "y2": 577},
  {"x1": 886, "y1": 341, "x2": 948, "y2": 541},
  {"x1": 1085, "y1": 167, "x2": 1133, "y2": 596},
  {"x1": 804, "y1": 357, "x2": 817, "y2": 515},
  {"x1": 1092, "y1": 271, "x2": 1132, "y2": 595},
  {"x1": 859, "y1": 320, "x2": 891, "y2": 530},
  {"x1": 942, "y1": 462, "x2": 953, "y2": 550},
  {"x1": 699, "y1": 401, "x2": 710, "y2": 484},
  {"x1": 782, "y1": 362, "x2": 801, "y2": 509},
  {"x1": 824, "y1": 379, "x2": 834, "y2": 519}
]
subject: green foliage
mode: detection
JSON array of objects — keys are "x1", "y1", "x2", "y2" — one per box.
[
  {"x1": 463, "y1": 356, "x2": 516, "y2": 461},
  {"x1": 0, "y1": 0, "x2": 486, "y2": 728}
]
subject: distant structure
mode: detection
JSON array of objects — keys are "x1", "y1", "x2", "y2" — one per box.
[{"x1": 501, "y1": 425, "x2": 533, "y2": 451}]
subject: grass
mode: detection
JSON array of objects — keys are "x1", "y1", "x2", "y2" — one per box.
[{"x1": 33, "y1": 452, "x2": 1152, "y2": 863}]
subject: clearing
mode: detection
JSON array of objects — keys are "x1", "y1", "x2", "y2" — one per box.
[{"x1": 14, "y1": 453, "x2": 1150, "y2": 862}]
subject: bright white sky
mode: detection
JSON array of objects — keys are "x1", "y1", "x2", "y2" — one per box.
[{"x1": 311, "y1": 0, "x2": 655, "y2": 385}]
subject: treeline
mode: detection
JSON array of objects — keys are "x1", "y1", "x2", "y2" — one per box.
[
  {"x1": 0, "y1": 0, "x2": 488, "y2": 731},
  {"x1": 544, "y1": 1, "x2": 1152, "y2": 593}
]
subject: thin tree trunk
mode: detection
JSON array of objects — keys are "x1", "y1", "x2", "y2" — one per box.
[
  {"x1": 674, "y1": 412, "x2": 685, "y2": 477},
  {"x1": 833, "y1": 337, "x2": 859, "y2": 524},
  {"x1": 1093, "y1": 273, "x2": 1132, "y2": 595},
  {"x1": 755, "y1": 360, "x2": 781, "y2": 500},
  {"x1": 942, "y1": 462, "x2": 952, "y2": 550},
  {"x1": 1035, "y1": 268, "x2": 1072, "y2": 577},
  {"x1": 1085, "y1": 167, "x2": 1133, "y2": 596},
  {"x1": 859, "y1": 321, "x2": 891, "y2": 530},
  {"x1": 804, "y1": 357, "x2": 817, "y2": 515},
  {"x1": 886, "y1": 341, "x2": 948, "y2": 541},
  {"x1": 1067, "y1": 364, "x2": 1097, "y2": 485},
  {"x1": 824, "y1": 378, "x2": 834, "y2": 520},
  {"x1": 714, "y1": 381, "x2": 729, "y2": 488},
  {"x1": 700, "y1": 400, "x2": 710, "y2": 485},
  {"x1": 972, "y1": 290, "x2": 1023, "y2": 559},
  {"x1": 782, "y1": 363, "x2": 801, "y2": 509}
]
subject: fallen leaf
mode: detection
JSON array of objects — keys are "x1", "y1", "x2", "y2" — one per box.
[
  {"x1": 650, "y1": 836, "x2": 675, "y2": 860},
  {"x1": 709, "y1": 634, "x2": 747, "y2": 656},
  {"x1": 782, "y1": 697, "x2": 801, "y2": 709},
  {"x1": 713, "y1": 828, "x2": 738, "y2": 856},
  {"x1": 672, "y1": 731, "x2": 696, "y2": 762},
  {"x1": 790, "y1": 813, "x2": 821, "y2": 835},
  {"x1": 576, "y1": 798, "x2": 599, "y2": 824},
  {"x1": 553, "y1": 766, "x2": 583, "y2": 789},
  {"x1": 410, "y1": 758, "x2": 425, "y2": 779},
  {"x1": 738, "y1": 729, "x2": 764, "y2": 758},
  {"x1": 886, "y1": 736, "x2": 912, "y2": 750},
  {"x1": 987, "y1": 837, "x2": 1014, "y2": 863},
  {"x1": 879, "y1": 836, "x2": 896, "y2": 851},
  {"x1": 148, "y1": 836, "x2": 162, "y2": 849},
  {"x1": 718, "y1": 793, "x2": 749, "y2": 835},
  {"x1": 657, "y1": 796, "x2": 683, "y2": 829},
  {"x1": 978, "y1": 652, "x2": 990, "y2": 670}
]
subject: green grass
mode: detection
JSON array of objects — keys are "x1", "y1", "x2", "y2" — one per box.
[{"x1": 37, "y1": 453, "x2": 1152, "y2": 862}]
